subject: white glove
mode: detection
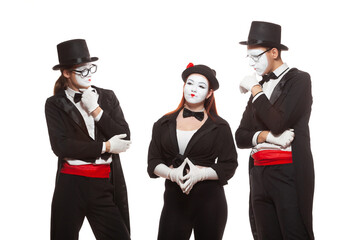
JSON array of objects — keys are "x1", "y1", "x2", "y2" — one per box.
[
  {"x1": 108, "y1": 134, "x2": 131, "y2": 154},
  {"x1": 154, "y1": 164, "x2": 172, "y2": 179},
  {"x1": 182, "y1": 158, "x2": 218, "y2": 195},
  {"x1": 168, "y1": 159, "x2": 187, "y2": 188},
  {"x1": 266, "y1": 129, "x2": 295, "y2": 148},
  {"x1": 239, "y1": 73, "x2": 260, "y2": 94},
  {"x1": 80, "y1": 88, "x2": 99, "y2": 114}
]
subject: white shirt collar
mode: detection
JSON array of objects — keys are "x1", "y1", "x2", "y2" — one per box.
[
  {"x1": 65, "y1": 87, "x2": 81, "y2": 99},
  {"x1": 273, "y1": 63, "x2": 289, "y2": 78},
  {"x1": 65, "y1": 87, "x2": 95, "y2": 99}
]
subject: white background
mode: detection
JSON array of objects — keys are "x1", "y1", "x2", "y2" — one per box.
[{"x1": 1, "y1": 0, "x2": 359, "y2": 239}]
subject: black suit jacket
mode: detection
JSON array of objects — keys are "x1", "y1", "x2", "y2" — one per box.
[
  {"x1": 235, "y1": 68, "x2": 315, "y2": 239},
  {"x1": 45, "y1": 86, "x2": 131, "y2": 232},
  {"x1": 148, "y1": 110, "x2": 238, "y2": 185}
]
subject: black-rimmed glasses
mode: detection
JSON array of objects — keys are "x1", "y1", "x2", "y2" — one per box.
[
  {"x1": 247, "y1": 48, "x2": 272, "y2": 62},
  {"x1": 71, "y1": 64, "x2": 97, "y2": 78}
]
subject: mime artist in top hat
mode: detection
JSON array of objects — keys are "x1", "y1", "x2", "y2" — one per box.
[
  {"x1": 45, "y1": 39, "x2": 132, "y2": 240},
  {"x1": 235, "y1": 21, "x2": 315, "y2": 239}
]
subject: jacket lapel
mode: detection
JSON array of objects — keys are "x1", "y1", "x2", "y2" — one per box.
[
  {"x1": 93, "y1": 85, "x2": 104, "y2": 106},
  {"x1": 269, "y1": 68, "x2": 298, "y2": 104},
  {"x1": 93, "y1": 86, "x2": 102, "y2": 140},
  {"x1": 183, "y1": 117, "x2": 217, "y2": 156},
  {"x1": 168, "y1": 113, "x2": 180, "y2": 154},
  {"x1": 163, "y1": 110, "x2": 218, "y2": 157},
  {"x1": 53, "y1": 90, "x2": 89, "y2": 136}
]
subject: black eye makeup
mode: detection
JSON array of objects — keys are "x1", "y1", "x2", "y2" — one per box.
[
  {"x1": 186, "y1": 78, "x2": 208, "y2": 89},
  {"x1": 186, "y1": 79, "x2": 194, "y2": 85}
]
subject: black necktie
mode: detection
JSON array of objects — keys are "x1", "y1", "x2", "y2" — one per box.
[
  {"x1": 74, "y1": 93, "x2": 82, "y2": 103},
  {"x1": 183, "y1": 108, "x2": 204, "y2": 121}
]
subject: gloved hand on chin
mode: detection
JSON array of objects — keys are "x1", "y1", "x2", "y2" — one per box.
[{"x1": 79, "y1": 88, "x2": 99, "y2": 114}]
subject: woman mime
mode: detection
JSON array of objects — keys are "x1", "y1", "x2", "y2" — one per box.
[
  {"x1": 45, "y1": 39, "x2": 131, "y2": 240},
  {"x1": 147, "y1": 63, "x2": 238, "y2": 240}
]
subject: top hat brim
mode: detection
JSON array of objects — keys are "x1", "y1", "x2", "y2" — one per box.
[
  {"x1": 239, "y1": 40, "x2": 288, "y2": 51},
  {"x1": 52, "y1": 57, "x2": 98, "y2": 70},
  {"x1": 182, "y1": 65, "x2": 219, "y2": 91}
]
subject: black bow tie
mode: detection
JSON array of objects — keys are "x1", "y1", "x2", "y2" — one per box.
[
  {"x1": 262, "y1": 72, "x2": 278, "y2": 83},
  {"x1": 261, "y1": 67, "x2": 290, "y2": 84},
  {"x1": 74, "y1": 93, "x2": 82, "y2": 103},
  {"x1": 183, "y1": 108, "x2": 204, "y2": 121}
]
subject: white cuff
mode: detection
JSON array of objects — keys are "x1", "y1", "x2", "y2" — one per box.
[
  {"x1": 252, "y1": 131, "x2": 262, "y2": 146},
  {"x1": 101, "y1": 142, "x2": 106, "y2": 154},
  {"x1": 204, "y1": 167, "x2": 218, "y2": 180},
  {"x1": 252, "y1": 91, "x2": 265, "y2": 103},
  {"x1": 94, "y1": 109, "x2": 104, "y2": 122}
]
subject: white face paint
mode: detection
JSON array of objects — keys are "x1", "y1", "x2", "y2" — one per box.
[
  {"x1": 247, "y1": 49, "x2": 269, "y2": 76},
  {"x1": 73, "y1": 64, "x2": 94, "y2": 88},
  {"x1": 184, "y1": 74, "x2": 209, "y2": 104}
]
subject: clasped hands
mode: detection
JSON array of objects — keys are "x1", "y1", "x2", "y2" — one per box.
[{"x1": 169, "y1": 158, "x2": 210, "y2": 195}]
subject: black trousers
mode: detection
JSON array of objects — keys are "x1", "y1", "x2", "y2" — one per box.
[
  {"x1": 158, "y1": 180, "x2": 227, "y2": 240},
  {"x1": 250, "y1": 164, "x2": 309, "y2": 240},
  {"x1": 51, "y1": 174, "x2": 130, "y2": 240}
]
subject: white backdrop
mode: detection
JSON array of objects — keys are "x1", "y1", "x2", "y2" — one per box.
[{"x1": 1, "y1": 0, "x2": 359, "y2": 239}]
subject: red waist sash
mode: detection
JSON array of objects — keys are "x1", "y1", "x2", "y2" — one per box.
[
  {"x1": 252, "y1": 150, "x2": 293, "y2": 166},
  {"x1": 61, "y1": 162, "x2": 110, "y2": 178}
]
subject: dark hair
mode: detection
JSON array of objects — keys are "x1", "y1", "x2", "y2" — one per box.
[
  {"x1": 53, "y1": 70, "x2": 69, "y2": 95},
  {"x1": 275, "y1": 47, "x2": 282, "y2": 59},
  {"x1": 53, "y1": 64, "x2": 78, "y2": 95}
]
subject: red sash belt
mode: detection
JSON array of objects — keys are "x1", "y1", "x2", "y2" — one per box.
[
  {"x1": 61, "y1": 162, "x2": 110, "y2": 178},
  {"x1": 252, "y1": 150, "x2": 293, "y2": 166}
]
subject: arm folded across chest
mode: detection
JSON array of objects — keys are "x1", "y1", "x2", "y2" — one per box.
[
  {"x1": 96, "y1": 90, "x2": 130, "y2": 140},
  {"x1": 45, "y1": 99, "x2": 103, "y2": 161},
  {"x1": 235, "y1": 97, "x2": 258, "y2": 149},
  {"x1": 253, "y1": 74, "x2": 312, "y2": 135}
]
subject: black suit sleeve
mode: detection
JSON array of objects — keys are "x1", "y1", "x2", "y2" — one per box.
[
  {"x1": 252, "y1": 73, "x2": 312, "y2": 135},
  {"x1": 235, "y1": 97, "x2": 257, "y2": 149},
  {"x1": 147, "y1": 121, "x2": 164, "y2": 178},
  {"x1": 96, "y1": 90, "x2": 130, "y2": 140},
  {"x1": 45, "y1": 99, "x2": 102, "y2": 161},
  {"x1": 211, "y1": 124, "x2": 238, "y2": 185}
]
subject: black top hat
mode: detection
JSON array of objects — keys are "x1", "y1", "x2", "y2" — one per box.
[
  {"x1": 240, "y1": 21, "x2": 288, "y2": 51},
  {"x1": 53, "y1": 39, "x2": 98, "y2": 70},
  {"x1": 181, "y1": 63, "x2": 219, "y2": 91}
]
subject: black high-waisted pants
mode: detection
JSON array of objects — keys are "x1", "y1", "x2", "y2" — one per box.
[
  {"x1": 250, "y1": 164, "x2": 309, "y2": 240},
  {"x1": 158, "y1": 180, "x2": 227, "y2": 240},
  {"x1": 51, "y1": 174, "x2": 130, "y2": 240}
]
